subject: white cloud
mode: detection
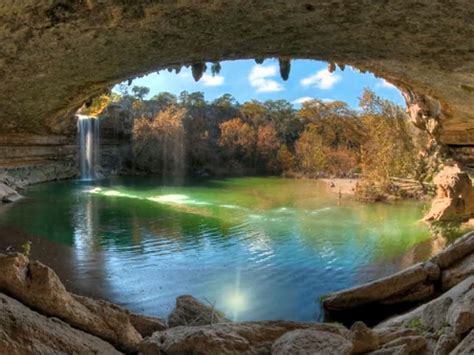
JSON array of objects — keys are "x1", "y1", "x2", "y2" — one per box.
[
  {"x1": 292, "y1": 97, "x2": 335, "y2": 106},
  {"x1": 300, "y1": 69, "x2": 341, "y2": 90},
  {"x1": 201, "y1": 74, "x2": 225, "y2": 86},
  {"x1": 292, "y1": 96, "x2": 314, "y2": 105},
  {"x1": 248, "y1": 65, "x2": 284, "y2": 93},
  {"x1": 377, "y1": 79, "x2": 397, "y2": 90},
  {"x1": 322, "y1": 98, "x2": 335, "y2": 103}
]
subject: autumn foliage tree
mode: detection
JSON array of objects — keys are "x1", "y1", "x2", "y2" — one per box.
[
  {"x1": 132, "y1": 105, "x2": 186, "y2": 181},
  {"x1": 114, "y1": 86, "x2": 430, "y2": 194},
  {"x1": 219, "y1": 118, "x2": 256, "y2": 165},
  {"x1": 256, "y1": 124, "x2": 280, "y2": 173}
]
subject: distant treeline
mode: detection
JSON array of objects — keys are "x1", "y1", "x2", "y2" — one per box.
[{"x1": 89, "y1": 86, "x2": 435, "y2": 200}]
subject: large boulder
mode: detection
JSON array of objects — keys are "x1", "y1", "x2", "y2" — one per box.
[
  {"x1": 168, "y1": 295, "x2": 230, "y2": 327},
  {"x1": 139, "y1": 321, "x2": 348, "y2": 355},
  {"x1": 130, "y1": 313, "x2": 167, "y2": 337},
  {"x1": 431, "y1": 231, "x2": 474, "y2": 269},
  {"x1": 0, "y1": 292, "x2": 120, "y2": 354},
  {"x1": 424, "y1": 165, "x2": 474, "y2": 222},
  {"x1": 378, "y1": 336, "x2": 427, "y2": 353},
  {"x1": 441, "y1": 253, "x2": 474, "y2": 290},
  {"x1": 450, "y1": 329, "x2": 474, "y2": 355},
  {"x1": 349, "y1": 321, "x2": 379, "y2": 353},
  {"x1": 434, "y1": 331, "x2": 459, "y2": 355},
  {"x1": 323, "y1": 232, "x2": 474, "y2": 322},
  {"x1": 0, "y1": 253, "x2": 141, "y2": 352},
  {"x1": 271, "y1": 329, "x2": 353, "y2": 355},
  {"x1": 322, "y1": 262, "x2": 435, "y2": 311},
  {"x1": 377, "y1": 276, "x2": 474, "y2": 337}
]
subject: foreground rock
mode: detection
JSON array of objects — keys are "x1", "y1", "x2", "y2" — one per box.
[
  {"x1": 0, "y1": 253, "x2": 141, "y2": 352},
  {"x1": 377, "y1": 275, "x2": 474, "y2": 337},
  {"x1": 272, "y1": 329, "x2": 353, "y2": 355},
  {"x1": 0, "y1": 183, "x2": 22, "y2": 203},
  {"x1": 424, "y1": 164, "x2": 474, "y2": 222},
  {"x1": 139, "y1": 321, "x2": 348, "y2": 355},
  {"x1": 130, "y1": 313, "x2": 167, "y2": 337},
  {"x1": 323, "y1": 262, "x2": 435, "y2": 311},
  {"x1": 451, "y1": 329, "x2": 474, "y2": 354},
  {"x1": 441, "y1": 253, "x2": 474, "y2": 290},
  {"x1": 168, "y1": 295, "x2": 230, "y2": 327},
  {"x1": 349, "y1": 321, "x2": 379, "y2": 353},
  {"x1": 323, "y1": 231, "x2": 474, "y2": 322},
  {"x1": 0, "y1": 292, "x2": 120, "y2": 354}
]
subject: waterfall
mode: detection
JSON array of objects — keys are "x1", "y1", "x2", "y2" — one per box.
[{"x1": 77, "y1": 115, "x2": 100, "y2": 180}]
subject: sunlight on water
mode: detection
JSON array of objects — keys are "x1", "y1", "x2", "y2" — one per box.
[{"x1": 0, "y1": 177, "x2": 433, "y2": 322}]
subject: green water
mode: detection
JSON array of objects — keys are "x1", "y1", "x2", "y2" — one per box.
[{"x1": 0, "y1": 177, "x2": 433, "y2": 321}]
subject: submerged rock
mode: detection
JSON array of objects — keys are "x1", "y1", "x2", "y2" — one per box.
[
  {"x1": 271, "y1": 329, "x2": 353, "y2": 355},
  {"x1": 0, "y1": 253, "x2": 142, "y2": 352},
  {"x1": 139, "y1": 321, "x2": 348, "y2": 355},
  {"x1": 168, "y1": 295, "x2": 230, "y2": 327},
  {"x1": 0, "y1": 292, "x2": 120, "y2": 354}
]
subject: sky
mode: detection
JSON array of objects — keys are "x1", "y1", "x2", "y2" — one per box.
[{"x1": 115, "y1": 59, "x2": 405, "y2": 109}]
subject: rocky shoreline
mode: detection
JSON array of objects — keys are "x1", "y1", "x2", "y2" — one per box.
[{"x1": 1, "y1": 232, "x2": 473, "y2": 354}]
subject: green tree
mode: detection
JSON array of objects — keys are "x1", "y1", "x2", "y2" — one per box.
[
  {"x1": 213, "y1": 94, "x2": 237, "y2": 109},
  {"x1": 131, "y1": 86, "x2": 150, "y2": 100},
  {"x1": 151, "y1": 92, "x2": 177, "y2": 107}
]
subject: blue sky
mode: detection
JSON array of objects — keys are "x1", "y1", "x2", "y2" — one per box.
[{"x1": 116, "y1": 59, "x2": 405, "y2": 109}]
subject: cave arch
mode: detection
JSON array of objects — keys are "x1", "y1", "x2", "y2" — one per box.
[{"x1": 0, "y1": 1, "x2": 473, "y2": 154}]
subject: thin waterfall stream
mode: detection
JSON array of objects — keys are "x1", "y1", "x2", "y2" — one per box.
[{"x1": 77, "y1": 115, "x2": 100, "y2": 180}]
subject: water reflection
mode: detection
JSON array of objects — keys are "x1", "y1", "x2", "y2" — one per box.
[{"x1": 0, "y1": 177, "x2": 435, "y2": 321}]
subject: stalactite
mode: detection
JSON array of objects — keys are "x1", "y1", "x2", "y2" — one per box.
[
  {"x1": 211, "y1": 62, "x2": 221, "y2": 76},
  {"x1": 338, "y1": 64, "x2": 346, "y2": 71},
  {"x1": 328, "y1": 62, "x2": 336, "y2": 73},
  {"x1": 279, "y1": 58, "x2": 291, "y2": 81},
  {"x1": 191, "y1": 63, "x2": 206, "y2": 82},
  {"x1": 255, "y1": 58, "x2": 265, "y2": 64}
]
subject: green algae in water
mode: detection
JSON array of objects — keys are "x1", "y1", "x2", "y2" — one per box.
[{"x1": 0, "y1": 177, "x2": 432, "y2": 321}]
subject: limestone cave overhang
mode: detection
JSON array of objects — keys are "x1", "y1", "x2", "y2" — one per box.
[{"x1": 0, "y1": 1, "x2": 473, "y2": 151}]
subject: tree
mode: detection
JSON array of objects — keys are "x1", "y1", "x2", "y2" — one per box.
[
  {"x1": 240, "y1": 100, "x2": 269, "y2": 126},
  {"x1": 132, "y1": 105, "x2": 186, "y2": 181},
  {"x1": 265, "y1": 100, "x2": 301, "y2": 146},
  {"x1": 256, "y1": 124, "x2": 281, "y2": 173},
  {"x1": 277, "y1": 145, "x2": 295, "y2": 172},
  {"x1": 179, "y1": 91, "x2": 206, "y2": 107},
  {"x1": 213, "y1": 94, "x2": 237, "y2": 109},
  {"x1": 294, "y1": 124, "x2": 327, "y2": 176},
  {"x1": 151, "y1": 92, "x2": 177, "y2": 107},
  {"x1": 358, "y1": 89, "x2": 417, "y2": 186},
  {"x1": 219, "y1": 118, "x2": 256, "y2": 163},
  {"x1": 298, "y1": 99, "x2": 363, "y2": 149},
  {"x1": 131, "y1": 86, "x2": 150, "y2": 100}
]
